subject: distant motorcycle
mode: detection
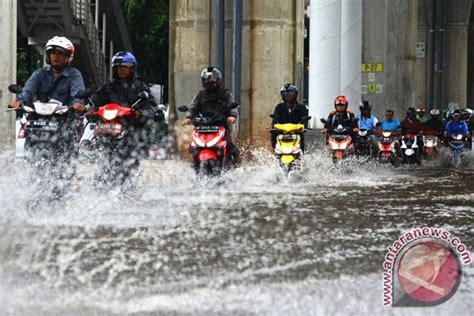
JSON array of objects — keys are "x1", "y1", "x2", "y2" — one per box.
[
  {"x1": 446, "y1": 134, "x2": 468, "y2": 168},
  {"x1": 400, "y1": 133, "x2": 421, "y2": 164},
  {"x1": 178, "y1": 102, "x2": 239, "y2": 176},
  {"x1": 355, "y1": 129, "x2": 374, "y2": 157},
  {"x1": 321, "y1": 118, "x2": 356, "y2": 162},
  {"x1": 376, "y1": 130, "x2": 399, "y2": 166},
  {"x1": 422, "y1": 132, "x2": 440, "y2": 158},
  {"x1": 270, "y1": 115, "x2": 311, "y2": 175}
]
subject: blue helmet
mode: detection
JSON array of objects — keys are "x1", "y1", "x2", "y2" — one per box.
[{"x1": 111, "y1": 51, "x2": 137, "y2": 70}]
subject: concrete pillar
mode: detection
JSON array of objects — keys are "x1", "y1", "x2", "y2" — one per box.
[
  {"x1": 169, "y1": 0, "x2": 304, "y2": 152},
  {"x1": 169, "y1": 0, "x2": 212, "y2": 153},
  {"x1": 443, "y1": 0, "x2": 472, "y2": 107},
  {"x1": 0, "y1": 1, "x2": 17, "y2": 148},
  {"x1": 361, "y1": 0, "x2": 417, "y2": 120}
]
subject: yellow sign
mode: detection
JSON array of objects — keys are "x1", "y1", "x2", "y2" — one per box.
[
  {"x1": 361, "y1": 63, "x2": 383, "y2": 72},
  {"x1": 368, "y1": 83, "x2": 376, "y2": 93}
]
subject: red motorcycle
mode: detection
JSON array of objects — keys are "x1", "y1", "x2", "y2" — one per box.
[
  {"x1": 78, "y1": 90, "x2": 150, "y2": 184},
  {"x1": 179, "y1": 103, "x2": 239, "y2": 176},
  {"x1": 377, "y1": 130, "x2": 399, "y2": 166}
]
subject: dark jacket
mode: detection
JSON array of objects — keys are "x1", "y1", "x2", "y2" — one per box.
[
  {"x1": 186, "y1": 88, "x2": 238, "y2": 121},
  {"x1": 271, "y1": 102, "x2": 308, "y2": 126},
  {"x1": 324, "y1": 110, "x2": 358, "y2": 132},
  {"x1": 91, "y1": 78, "x2": 158, "y2": 120},
  {"x1": 400, "y1": 118, "x2": 422, "y2": 135},
  {"x1": 422, "y1": 118, "x2": 443, "y2": 136}
]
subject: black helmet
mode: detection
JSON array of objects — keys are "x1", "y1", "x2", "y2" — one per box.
[
  {"x1": 280, "y1": 83, "x2": 298, "y2": 102},
  {"x1": 201, "y1": 66, "x2": 222, "y2": 91},
  {"x1": 359, "y1": 100, "x2": 371, "y2": 112},
  {"x1": 452, "y1": 109, "x2": 462, "y2": 118},
  {"x1": 406, "y1": 107, "x2": 417, "y2": 119}
]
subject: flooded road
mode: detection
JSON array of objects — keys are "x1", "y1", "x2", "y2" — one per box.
[{"x1": 0, "y1": 148, "x2": 472, "y2": 315}]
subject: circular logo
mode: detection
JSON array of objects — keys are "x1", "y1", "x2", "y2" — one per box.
[{"x1": 397, "y1": 241, "x2": 462, "y2": 304}]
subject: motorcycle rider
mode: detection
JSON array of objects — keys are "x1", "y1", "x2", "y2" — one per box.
[
  {"x1": 89, "y1": 51, "x2": 161, "y2": 157},
  {"x1": 270, "y1": 83, "x2": 308, "y2": 152},
  {"x1": 416, "y1": 107, "x2": 429, "y2": 123},
  {"x1": 421, "y1": 109, "x2": 444, "y2": 138},
  {"x1": 9, "y1": 36, "x2": 86, "y2": 156},
  {"x1": 400, "y1": 107, "x2": 423, "y2": 156},
  {"x1": 378, "y1": 109, "x2": 400, "y2": 133},
  {"x1": 445, "y1": 109, "x2": 469, "y2": 143},
  {"x1": 462, "y1": 108, "x2": 473, "y2": 149},
  {"x1": 356, "y1": 101, "x2": 378, "y2": 155},
  {"x1": 322, "y1": 95, "x2": 358, "y2": 138},
  {"x1": 182, "y1": 66, "x2": 239, "y2": 168}
]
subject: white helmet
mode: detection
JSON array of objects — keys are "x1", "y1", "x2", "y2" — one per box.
[{"x1": 45, "y1": 36, "x2": 75, "y2": 65}]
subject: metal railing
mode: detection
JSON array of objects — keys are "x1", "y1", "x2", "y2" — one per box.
[{"x1": 70, "y1": 0, "x2": 107, "y2": 84}]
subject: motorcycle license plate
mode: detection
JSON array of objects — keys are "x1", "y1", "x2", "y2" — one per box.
[
  {"x1": 27, "y1": 120, "x2": 59, "y2": 131},
  {"x1": 196, "y1": 126, "x2": 219, "y2": 133},
  {"x1": 95, "y1": 123, "x2": 123, "y2": 135}
]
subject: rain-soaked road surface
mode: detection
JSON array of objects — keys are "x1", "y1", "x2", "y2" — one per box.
[{"x1": 0, "y1": 147, "x2": 472, "y2": 315}]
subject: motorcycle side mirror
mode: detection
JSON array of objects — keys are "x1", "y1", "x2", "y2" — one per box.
[
  {"x1": 301, "y1": 116, "x2": 312, "y2": 123},
  {"x1": 138, "y1": 91, "x2": 149, "y2": 100},
  {"x1": 178, "y1": 105, "x2": 189, "y2": 112},
  {"x1": 8, "y1": 84, "x2": 22, "y2": 94},
  {"x1": 354, "y1": 117, "x2": 359, "y2": 122},
  {"x1": 376, "y1": 121, "x2": 382, "y2": 127},
  {"x1": 270, "y1": 114, "x2": 280, "y2": 120},
  {"x1": 158, "y1": 104, "x2": 168, "y2": 111},
  {"x1": 75, "y1": 89, "x2": 94, "y2": 99},
  {"x1": 320, "y1": 118, "x2": 328, "y2": 124},
  {"x1": 229, "y1": 102, "x2": 239, "y2": 109}
]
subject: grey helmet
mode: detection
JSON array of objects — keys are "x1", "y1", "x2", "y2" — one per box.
[{"x1": 201, "y1": 66, "x2": 222, "y2": 91}]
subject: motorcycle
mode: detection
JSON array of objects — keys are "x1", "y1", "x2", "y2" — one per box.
[
  {"x1": 355, "y1": 129, "x2": 374, "y2": 157},
  {"x1": 376, "y1": 130, "x2": 399, "y2": 166},
  {"x1": 321, "y1": 118, "x2": 356, "y2": 162},
  {"x1": 269, "y1": 115, "x2": 311, "y2": 175},
  {"x1": 178, "y1": 102, "x2": 239, "y2": 176},
  {"x1": 446, "y1": 134, "x2": 468, "y2": 168},
  {"x1": 400, "y1": 134, "x2": 421, "y2": 164},
  {"x1": 7, "y1": 84, "x2": 72, "y2": 161},
  {"x1": 422, "y1": 132, "x2": 440, "y2": 158},
  {"x1": 78, "y1": 90, "x2": 152, "y2": 184}
]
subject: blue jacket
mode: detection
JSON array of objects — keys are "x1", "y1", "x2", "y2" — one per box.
[
  {"x1": 356, "y1": 114, "x2": 378, "y2": 131},
  {"x1": 17, "y1": 66, "x2": 85, "y2": 106},
  {"x1": 380, "y1": 119, "x2": 400, "y2": 132},
  {"x1": 445, "y1": 121, "x2": 468, "y2": 136}
]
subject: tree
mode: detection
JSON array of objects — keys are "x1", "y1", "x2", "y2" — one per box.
[{"x1": 120, "y1": 0, "x2": 169, "y2": 92}]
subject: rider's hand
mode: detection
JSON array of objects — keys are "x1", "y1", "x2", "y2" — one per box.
[
  {"x1": 8, "y1": 100, "x2": 21, "y2": 109},
  {"x1": 134, "y1": 110, "x2": 142, "y2": 118},
  {"x1": 322, "y1": 128, "x2": 328, "y2": 133},
  {"x1": 353, "y1": 128, "x2": 359, "y2": 132},
  {"x1": 227, "y1": 116, "x2": 237, "y2": 125},
  {"x1": 182, "y1": 118, "x2": 191, "y2": 126},
  {"x1": 72, "y1": 103, "x2": 86, "y2": 112}
]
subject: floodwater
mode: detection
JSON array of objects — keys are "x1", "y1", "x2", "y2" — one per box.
[{"x1": 0, "y1": 147, "x2": 472, "y2": 315}]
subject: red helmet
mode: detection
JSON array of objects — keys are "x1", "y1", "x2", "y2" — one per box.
[{"x1": 334, "y1": 95, "x2": 348, "y2": 109}]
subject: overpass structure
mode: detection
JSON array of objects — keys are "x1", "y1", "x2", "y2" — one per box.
[{"x1": 0, "y1": 0, "x2": 132, "y2": 147}]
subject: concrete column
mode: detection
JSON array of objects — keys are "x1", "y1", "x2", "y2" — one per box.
[
  {"x1": 241, "y1": 0, "x2": 304, "y2": 141},
  {"x1": 361, "y1": 0, "x2": 417, "y2": 120},
  {"x1": 0, "y1": 1, "x2": 17, "y2": 148},
  {"x1": 102, "y1": 13, "x2": 106, "y2": 57},
  {"x1": 169, "y1": 0, "x2": 212, "y2": 154},
  {"x1": 309, "y1": 0, "x2": 341, "y2": 128},
  {"x1": 443, "y1": 0, "x2": 472, "y2": 107},
  {"x1": 170, "y1": 0, "x2": 304, "y2": 151}
]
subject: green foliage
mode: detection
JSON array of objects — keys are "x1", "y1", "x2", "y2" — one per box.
[
  {"x1": 17, "y1": 48, "x2": 42, "y2": 85},
  {"x1": 120, "y1": 0, "x2": 169, "y2": 89}
]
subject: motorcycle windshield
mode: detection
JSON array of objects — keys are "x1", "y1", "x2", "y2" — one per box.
[
  {"x1": 274, "y1": 123, "x2": 305, "y2": 134},
  {"x1": 33, "y1": 100, "x2": 66, "y2": 116}
]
